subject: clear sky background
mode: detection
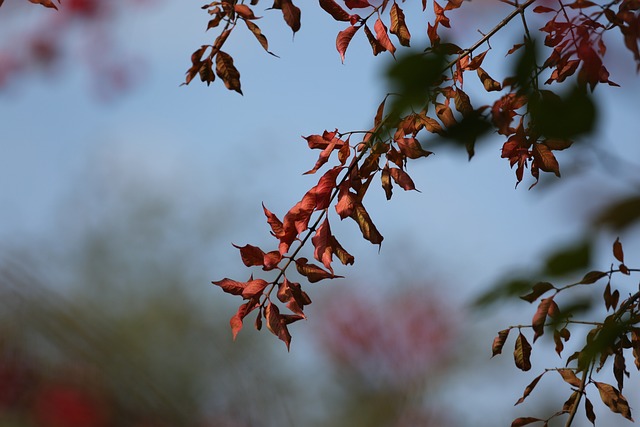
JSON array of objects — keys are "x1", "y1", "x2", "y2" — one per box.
[{"x1": 1, "y1": 1, "x2": 640, "y2": 425}]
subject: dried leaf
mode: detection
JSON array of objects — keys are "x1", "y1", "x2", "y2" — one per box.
[
  {"x1": 241, "y1": 278, "x2": 269, "y2": 299},
  {"x1": 491, "y1": 329, "x2": 511, "y2": 357},
  {"x1": 245, "y1": 20, "x2": 277, "y2": 56},
  {"x1": 585, "y1": 397, "x2": 596, "y2": 425},
  {"x1": 215, "y1": 51, "x2": 243, "y2": 94},
  {"x1": 312, "y1": 218, "x2": 334, "y2": 271},
  {"x1": 514, "y1": 332, "x2": 532, "y2": 371},
  {"x1": 515, "y1": 372, "x2": 545, "y2": 405},
  {"x1": 520, "y1": 282, "x2": 555, "y2": 303},
  {"x1": 532, "y1": 143, "x2": 561, "y2": 177},
  {"x1": 265, "y1": 301, "x2": 292, "y2": 350},
  {"x1": 295, "y1": 257, "x2": 342, "y2": 283},
  {"x1": 350, "y1": 203, "x2": 383, "y2": 246},
  {"x1": 213, "y1": 278, "x2": 247, "y2": 296},
  {"x1": 558, "y1": 368, "x2": 582, "y2": 387},
  {"x1": 532, "y1": 297, "x2": 553, "y2": 342},
  {"x1": 389, "y1": 167, "x2": 417, "y2": 191},
  {"x1": 28, "y1": 0, "x2": 58, "y2": 9},
  {"x1": 613, "y1": 237, "x2": 624, "y2": 263},
  {"x1": 594, "y1": 381, "x2": 633, "y2": 421},
  {"x1": 280, "y1": 0, "x2": 301, "y2": 33},
  {"x1": 579, "y1": 270, "x2": 607, "y2": 284},
  {"x1": 477, "y1": 67, "x2": 502, "y2": 91},
  {"x1": 390, "y1": 3, "x2": 411, "y2": 47},
  {"x1": 381, "y1": 164, "x2": 393, "y2": 200},
  {"x1": 511, "y1": 417, "x2": 543, "y2": 427},
  {"x1": 396, "y1": 137, "x2": 432, "y2": 159}
]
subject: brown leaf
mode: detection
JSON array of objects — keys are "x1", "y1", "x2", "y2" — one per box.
[
  {"x1": 579, "y1": 270, "x2": 607, "y2": 284},
  {"x1": 477, "y1": 67, "x2": 502, "y2": 91},
  {"x1": 514, "y1": 332, "x2": 532, "y2": 371},
  {"x1": 230, "y1": 299, "x2": 260, "y2": 340},
  {"x1": 515, "y1": 372, "x2": 545, "y2": 405},
  {"x1": 319, "y1": 0, "x2": 351, "y2": 21},
  {"x1": 558, "y1": 368, "x2": 582, "y2": 387},
  {"x1": 389, "y1": 3, "x2": 411, "y2": 47},
  {"x1": 563, "y1": 391, "x2": 580, "y2": 412},
  {"x1": 467, "y1": 50, "x2": 488, "y2": 70},
  {"x1": 336, "y1": 25, "x2": 359, "y2": 63},
  {"x1": 613, "y1": 237, "x2": 624, "y2": 263},
  {"x1": 492, "y1": 329, "x2": 510, "y2": 357},
  {"x1": 374, "y1": 17, "x2": 396, "y2": 56},
  {"x1": 532, "y1": 297, "x2": 553, "y2": 342},
  {"x1": 265, "y1": 301, "x2": 292, "y2": 350},
  {"x1": 454, "y1": 88, "x2": 473, "y2": 117},
  {"x1": 520, "y1": 282, "x2": 555, "y2": 303},
  {"x1": 594, "y1": 381, "x2": 633, "y2": 421},
  {"x1": 381, "y1": 164, "x2": 393, "y2": 200},
  {"x1": 295, "y1": 257, "x2": 342, "y2": 283},
  {"x1": 396, "y1": 137, "x2": 432, "y2": 159},
  {"x1": 363, "y1": 24, "x2": 386, "y2": 56},
  {"x1": 245, "y1": 20, "x2": 276, "y2": 56},
  {"x1": 532, "y1": 143, "x2": 560, "y2": 177},
  {"x1": 280, "y1": 0, "x2": 301, "y2": 33},
  {"x1": 263, "y1": 203, "x2": 284, "y2": 238},
  {"x1": 234, "y1": 4, "x2": 258, "y2": 19},
  {"x1": 330, "y1": 235, "x2": 354, "y2": 266},
  {"x1": 215, "y1": 51, "x2": 243, "y2": 94},
  {"x1": 511, "y1": 417, "x2": 543, "y2": 427},
  {"x1": 435, "y1": 102, "x2": 457, "y2": 128},
  {"x1": 263, "y1": 251, "x2": 282, "y2": 271},
  {"x1": 585, "y1": 397, "x2": 596, "y2": 425},
  {"x1": 350, "y1": 203, "x2": 383, "y2": 246}
]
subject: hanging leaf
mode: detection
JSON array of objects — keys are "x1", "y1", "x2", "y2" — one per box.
[
  {"x1": 336, "y1": 25, "x2": 359, "y2": 63},
  {"x1": 585, "y1": 397, "x2": 596, "y2": 425},
  {"x1": 265, "y1": 301, "x2": 293, "y2": 350},
  {"x1": 613, "y1": 237, "x2": 624, "y2": 263},
  {"x1": 374, "y1": 17, "x2": 396, "y2": 56},
  {"x1": 295, "y1": 257, "x2": 343, "y2": 283},
  {"x1": 319, "y1": 0, "x2": 351, "y2": 21},
  {"x1": 215, "y1": 51, "x2": 243, "y2": 94},
  {"x1": 280, "y1": 0, "x2": 301, "y2": 33},
  {"x1": 594, "y1": 381, "x2": 633, "y2": 421},
  {"x1": 233, "y1": 244, "x2": 266, "y2": 267},
  {"x1": 532, "y1": 296, "x2": 553, "y2": 342},
  {"x1": 510, "y1": 417, "x2": 543, "y2": 427},
  {"x1": 557, "y1": 368, "x2": 582, "y2": 387},
  {"x1": 389, "y1": 167, "x2": 417, "y2": 191},
  {"x1": 389, "y1": 3, "x2": 411, "y2": 47},
  {"x1": 245, "y1": 20, "x2": 277, "y2": 56},
  {"x1": 381, "y1": 164, "x2": 393, "y2": 200},
  {"x1": 579, "y1": 270, "x2": 607, "y2": 284},
  {"x1": 520, "y1": 282, "x2": 555, "y2": 303},
  {"x1": 515, "y1": 372, "x2": 545, "y2": 405},
  {"x1": 492, "y1": 328, "x2": 510, "y2": 357},
  {"x1": 514, "y1": 332, "x2": 532, "y2": 371}
]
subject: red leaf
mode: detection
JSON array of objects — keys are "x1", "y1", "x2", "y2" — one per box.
[
  {"x1": 230, "y1": 300, "x2": 260, "y2": 340},
  {"x1": 336, "y1": 183, "x2": 357, "y2": 219},
  {"x1": 241, "y1": 278, "x2": 269, "y2": 299},
  {"x1": 233, "y1": 244, "x2": 265, "y2": 267},
  {"x1": 234, "y1": 4, "x2": 258, "y2": 19},
  {"x1": 319, "y1": 0, "x2": 351, "y2": 21},
  {"x1": 277, "y1": 278, "x2": 311, "y2": 315},
  {"x1": 533, "y1": 5, "x2": 555, "y2": 13},
  {"x1": 532, "y1": 143, "x2": 560, "y2": 177},
  {"x1": 389, "y1": 167, "x2": 417, "y2": 191},
  {"x1": 344, "y1": 0, "x2": 370, "y2": 9},
  {"x1": 262, "y1": 250, "x2": 282, "y2": 271},
  {"x1": 263, "y1": 203, "x2": 284, "y2": 237},
  {"x1": 374, "y1": 17, "x2": 396, "y2": 56},
  {"x1": 336, "y1": 25, "x2": 359, "y2": 63},
  {"x1": 28, "y1": 0, "x2": 58, "y2": 9},
  {"x1": 396, "y1": 137, "x2": 432, "y2": 159},
  {"x1": 212, "y1": 278, "x2": 247, "y2": 296},
  {"x1": 312, "y1": 218, "x2": 334, "y2": 271}
]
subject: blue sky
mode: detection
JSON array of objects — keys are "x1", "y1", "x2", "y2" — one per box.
[{"x1": 1, "y1": 1, "x2": 639, "y2": 425}]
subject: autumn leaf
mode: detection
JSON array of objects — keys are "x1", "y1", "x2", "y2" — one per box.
[
  {"x1": 244, "y1": 20, "x2": 277, "y2": 56},
  {"x1": 511, "y1": 417, "x2": 543, "y2": 427},
  {"x1": 532, "y1": 296, "x2": 553, "y2": 342},
  {"x1": 312, "y1": 218, "x2": 334, "y2": 271},
  {"x1": 532, "y1": 143, "x2": 560, "y2": 177},
  {"x1": 364, "y1": 24, "x2": 386, "y2": 56},
  {"x1": 230, "y1": 299, "x2": 260, "y2": 340},
  {"x1": 558, "y1": 368, "x2": 582, "y2": 387},
  {"x1": 280, "y1": 0, "x2": 301, "y2": 33},
  {"x1": 213, "y1": 278, "x2": 248, "y2": 296},
  {"x1": 349, "y1": 202, "x2": 383, "y2": 246},
  {"x1": 233, "y1": 244, "x2": 265, "y2": 267},
  {"x1": 344, "y1": 0, "x2": 370, "y2": 9},
  {"x1": 234, "y1": 4, "x2": 258, "y2": 20},
  {"x1": 319, "y1": 0, "x2": 351, "y2": 22},
  {"x1": 492, "y1": 328, "x2": 510, "y2": 357},
  {"x1": 520, "y1": 282, "x2": 555, "y2": 303},
  {"x1": 579, "y1": 270, "x2": 607, "y2": 284},
  {"x1": 381, "y1": 164, "x2": 393, "y2": 200},
  {"x1": 265, "y1": 301, "x2": 293, "y2": 350},
  {"x1": 514, "y1": 332, "x2": 532, "y2": 371},
  {"x1": 241, "y1": 278, "x2": 269, "y2": 299},
  {"x1": 295, "y1": 257, "x2": 342, "y2": 283},
  {"x1": 337, "y1": 25, "x2": 359, "y2": 63},
  {"x1": 28, "y1": 0, "x2": 58, "y2": 9},
  {"x1": 374, "y1": 17, "x2": 396, "y2": 56},
  {"x1": 396, "y1": 137, "x2": 432, "y2": 159},
  {"x1": 215, "y1": 51, "x2": 242, "y2": 94},
  {"x1": 515, "y1": 372, "x2": 544, "y2": 405},
  {"x1": 389, "y1": 167, "x2": 417, "y2": 191},
  {"x1": 594, "y1": 381, "x2": 633, "y2": 421},
  {"x1": 263, "y1": 203, "x2": 284, "y2": 238},
  {"x1": 585, "y1": 397, "x2": 596, "y2": 425},
  {"x1": 613, "y1": 237, "x2": 624, "y2": 263},
  {"x1": 390, "y1": 3, "x2": 411, "y2": 47}
]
